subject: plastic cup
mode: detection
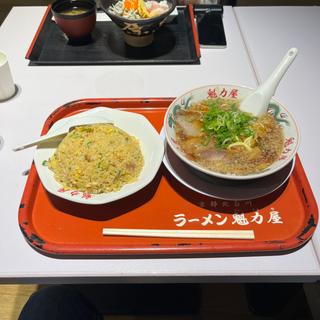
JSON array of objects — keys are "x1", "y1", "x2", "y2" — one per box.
[{"x1": 0, "y1": 50, "x2": 16, "y2": 101}]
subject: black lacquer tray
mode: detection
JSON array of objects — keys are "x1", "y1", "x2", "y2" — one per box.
[{"x1": 26, "y1": 5, "x2": 200, "y2": 65}]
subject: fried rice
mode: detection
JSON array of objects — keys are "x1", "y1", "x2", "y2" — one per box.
[{"x1": 48, "y1": 124, "x2": 144, "y2": 194}]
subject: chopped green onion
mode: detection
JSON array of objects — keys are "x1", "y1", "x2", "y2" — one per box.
[{"x1": 202, "y1": 99, "x2": 256, "y2": 149}]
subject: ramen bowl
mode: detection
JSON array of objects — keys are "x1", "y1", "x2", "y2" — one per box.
[
  {"x1": 100, "y1": 0, "x2": 176, "y2": 47},
  {"x1": 164, "y1": 84, "x2": 300, "y2": 180},
  {"x1": 52, "y1": 0, "x2": 96, "y2": 41}
]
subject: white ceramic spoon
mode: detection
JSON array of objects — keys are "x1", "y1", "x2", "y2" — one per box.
[{"x1": 240, "y1": 47, "x2": 298, "y2": 117}]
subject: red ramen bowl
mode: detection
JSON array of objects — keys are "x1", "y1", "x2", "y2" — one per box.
[
  {"x1": 52, "y1": 0, "x2": 96, "y2": 41},
  {"x1": 164, "y1": 84, "x2": 300, "y2": 180}
]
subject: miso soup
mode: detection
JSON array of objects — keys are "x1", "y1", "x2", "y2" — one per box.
[{"x1": 61, "y1": 7, "x2": 89, "y2": 15}]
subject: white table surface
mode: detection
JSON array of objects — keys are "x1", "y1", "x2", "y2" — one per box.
[
  {"x1": 234, "y1": 5, "x2": 320, "y2": 263},
  {"x1": 0, "y1": 6, "x2": 319, "y2": 283}
]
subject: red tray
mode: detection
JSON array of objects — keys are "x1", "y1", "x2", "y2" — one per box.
[{"x1": 19, "y1": 99, "x2": 318, "y2": 256}]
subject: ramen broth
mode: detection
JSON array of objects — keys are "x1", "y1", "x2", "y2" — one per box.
[{"x1": 174, "y1": 99, "x2": 284, "y2": 175}]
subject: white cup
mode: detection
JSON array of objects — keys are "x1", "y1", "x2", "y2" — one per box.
[{"x1": 0, "y1": 50, "x2": 16, "y2": 101}]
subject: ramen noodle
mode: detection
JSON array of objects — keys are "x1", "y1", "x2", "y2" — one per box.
[
  {"x1": 174, "y1": 98, "x2": 284, "y2": 175},
  {"x1": 48, "y1": 124, "x2": 144, "y2": 193}
]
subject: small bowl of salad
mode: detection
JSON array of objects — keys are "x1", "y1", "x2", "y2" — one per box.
[{"x1": 100, "y1": 0, "x2": 176, "y2": 47}]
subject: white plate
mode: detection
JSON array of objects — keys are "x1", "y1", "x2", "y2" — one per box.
[
  {"x1": 161, "y1": 129, "x2": 295, "y2": 201},
  {"x1": 34, "y1": 107, "x2": 164, "y2": 205}
]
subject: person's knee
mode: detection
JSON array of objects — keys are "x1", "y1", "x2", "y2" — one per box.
[
  {"x1": 29, "y1": 286, "x2": 76, "y2": 302},
  {"x1": 19, "y1": 286, "x2": 102, "y2": 320}
]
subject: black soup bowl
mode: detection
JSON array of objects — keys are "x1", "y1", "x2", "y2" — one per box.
[
  {"x1": 52, "y1": 0, "x2": 96, "y2": 42},
  {"x1": 100, "y1": 0, "x2": 176, "y2": 47}
]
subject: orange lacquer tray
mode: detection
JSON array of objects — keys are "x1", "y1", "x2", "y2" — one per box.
[{"x1": 18, "y1": 98, "x2": 318, "y2": 256}]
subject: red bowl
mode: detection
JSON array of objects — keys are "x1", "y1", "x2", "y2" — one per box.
[{"x1": 52, "y1": 0, "x2": 96, "y2": 40}]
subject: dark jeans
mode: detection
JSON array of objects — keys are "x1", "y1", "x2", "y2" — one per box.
[{"x1": 19, "y1": 286, "x2": 103, "y2": 320}]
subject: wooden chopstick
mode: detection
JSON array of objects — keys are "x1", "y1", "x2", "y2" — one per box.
[{"x1": 102, "y1": 228, "x2": 255, "y2": 240}]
